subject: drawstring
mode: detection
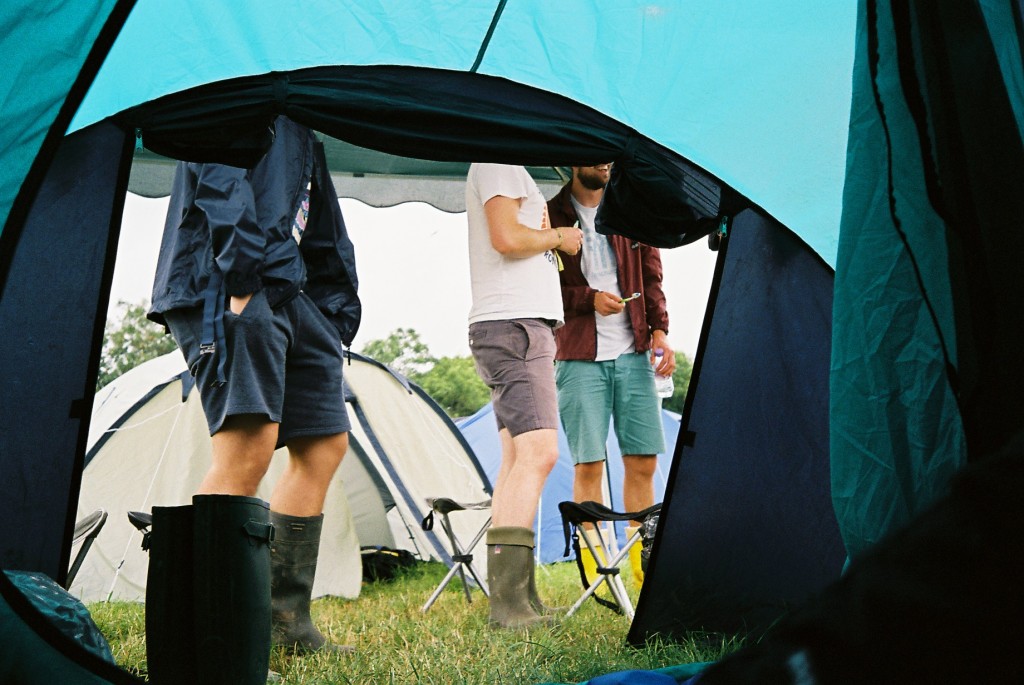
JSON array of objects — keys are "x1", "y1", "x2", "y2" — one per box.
[{"x1": 198, "y1": 269, "x2": 227, "y2": 386}]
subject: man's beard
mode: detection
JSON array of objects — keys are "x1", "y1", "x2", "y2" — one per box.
[{"x1": 577, "y1": 169, "x2": 609, "y2": 191}]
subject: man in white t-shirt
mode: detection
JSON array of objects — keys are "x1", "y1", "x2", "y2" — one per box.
[
  {"x1": 547, "y1": 163, "x2": 674, "y2": 595},
  {"x1": 465, "y1": 163, "x2": 583, "y2": 628}
]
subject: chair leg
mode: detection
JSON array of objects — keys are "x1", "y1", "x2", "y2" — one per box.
[
  {"x1": 577, "y1": 527, "x2": 614, "y2": 602},
  {"x1": 598, "y1": 538, "x2": 636, "y2": 620},
  {"x1": 439, "y1": 514, "x2": 474, "y2": 604},
  {"x1": 421, "y1": 562, "x2": 465, "y2": 612},
  {"x1": 567, "y1": 524, "x2": 637, "y2": 620},
  {"x1": 625, "y1": 524, "x2": 645, "y2": 589},
  {"x1": 421, "y1": 512, "x2": 490, "y2": 613}
]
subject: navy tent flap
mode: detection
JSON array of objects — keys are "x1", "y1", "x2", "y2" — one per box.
[
  {"x1": 0, "y1": 122, "x2": 131, "y2": 581},
  {"x1": 629, "y1": 210, "x2": 844, "y2": 642},
  {"x1": 124, "y1": 66, "x2": 733, "y2": 248}
]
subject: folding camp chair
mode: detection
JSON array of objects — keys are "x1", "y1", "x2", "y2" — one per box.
[
  {"x1": 64, "y1": 509, "x2": 108, "y2": 589},
  {"x1": 420, "y1": 497, "x2": 491, "y2": 612},
  {"x1": 558, "y1": 500, "x2": 661, "y2": 620}
]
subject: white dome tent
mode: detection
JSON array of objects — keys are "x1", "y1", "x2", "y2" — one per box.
[{"x1": 72, "y1": 351, "x2": 492, "y2": 603}]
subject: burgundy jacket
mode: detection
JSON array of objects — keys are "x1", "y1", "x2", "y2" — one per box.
[{"x1": 547, "y1": 183, "x2": 669, "y2": 361}]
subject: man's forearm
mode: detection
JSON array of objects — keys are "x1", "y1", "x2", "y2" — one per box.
[{"x1": 492, "y1": 224, "x2": 564, "y2": 258}]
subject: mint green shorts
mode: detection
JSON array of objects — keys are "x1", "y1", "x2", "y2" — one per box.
[{"x1": 555, "y1": 353, "x2": 666, "y2": 464}]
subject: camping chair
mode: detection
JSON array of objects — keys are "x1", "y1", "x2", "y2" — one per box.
[
  {"x1": 64, "y1": 509, "x2": 108, "y2": 590},
  {"x1": 558, "y1": 500, "x2": 661, "y2": 620},
  {"x1": 420, "y1": 497, "x2": 491, "y2": 612}
]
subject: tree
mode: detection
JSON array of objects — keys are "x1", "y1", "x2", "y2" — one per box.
[
  {"x1": 360, "y1": 328, "x2": 490, "y2": 418},
  {"x1": 359, "y1": 327, "x2": 436, "y2": 378},
  {"x1": 97, "y1": 300, "x2": 178, "y2": 390},
  {"x1": 662, "y1": 351, "x2": 693, "y2": 414},
  {"x1": 416, "y1": 356, "x2": 490, "y2": 418}
]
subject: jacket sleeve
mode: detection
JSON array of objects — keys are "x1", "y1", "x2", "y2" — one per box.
[
  {"x1": 549, "y1": 188, "x2": 597, "y2": 316},
  {"x1": 641, "y1": 245, "x2": 669, "y2": 334},
  {"x1": 300, "y1": 141, "x2": 362, "y2": 347},
  {"x1": 193, "y1": 163, "x2": 265, "y2": 296},
  {"x1": 560, "y1": 274, "x2": 598, "y2": 316}
]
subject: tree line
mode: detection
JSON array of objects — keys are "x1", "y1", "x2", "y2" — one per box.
[{"x1": 99, "y1": 302, "x2": 691, "y2": 418}]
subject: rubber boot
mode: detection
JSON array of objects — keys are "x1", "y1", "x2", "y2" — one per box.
[
  {"x1": 192, "y1": 494, "x2": 275, "y2": 685},
  {"x1": 486, "y1": 527, "x2": 551, "y2": 629},
  {"x1": 577, "y1": 527, "x2": 612, "y2": 600},
  {"x1": 527, "y1": 559, "x2": 562, "y2": 615},
  {"x1": 270, "y1": 512, "x2": 353, "y2": 653},
  {"x1": 145, "y1": 505, "x2": 197, "y2": 685},
  {"x1": 625, "y1": 525, "x2": 644, "y2": 590}
]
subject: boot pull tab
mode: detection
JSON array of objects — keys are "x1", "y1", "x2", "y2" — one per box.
[{"x1": 243, "y1": 519, "x2": 275, "y2": 546}]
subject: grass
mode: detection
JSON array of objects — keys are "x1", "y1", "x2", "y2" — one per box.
[{"x1": 89, "y1": 561, "x2": 741, "y2": 684}]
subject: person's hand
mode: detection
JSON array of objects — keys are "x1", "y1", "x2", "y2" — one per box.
[
  {"x1": 541, "y1": 204, "x2": 551, "y2": 230},
  {"x1": 594, "y1": 291, "x2": 626, "y2": 316},
  {"x1": 650, "y1": 331, "x2": 675, "y2": 376},
  {"x1": 230, "y1": 293, "x2": 253, "y2": 315},
  {"x1": 557, "y1": 226, "x2": 583, "y2": 256}
]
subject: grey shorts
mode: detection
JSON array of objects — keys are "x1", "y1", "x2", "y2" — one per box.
[
  {"x1": 165, "y1": 290, "x2": 350, "y2": 446},
  {"x1": 468, "y1": 318, "x2": 558, "y2": 437}
]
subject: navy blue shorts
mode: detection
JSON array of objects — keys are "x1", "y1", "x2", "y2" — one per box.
[{"x1": 165, "y1": 290, "x2": 350, "y2": 446}]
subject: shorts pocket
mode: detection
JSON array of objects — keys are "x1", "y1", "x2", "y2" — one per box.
[
  {"x1": 513, "y1": 320, "x2": 554, "y2": 362},
  {"x1": 224, "y1": 289, "x2": 267, "y2": 324}
]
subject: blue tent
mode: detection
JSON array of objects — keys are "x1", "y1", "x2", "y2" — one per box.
[
  {"x1": 2, "y1": 1, "x2": 1021, "y2": 681},
  {"x1": 457, "y1": 404, "x2": 679, "y2": 563}
]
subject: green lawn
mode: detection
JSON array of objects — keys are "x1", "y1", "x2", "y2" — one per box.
[{"x1": 90, "y1": 561, "x2": 738, "y2": 684}]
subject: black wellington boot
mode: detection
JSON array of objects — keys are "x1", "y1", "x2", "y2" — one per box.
[
  {"x1": 270, "y1": 511, "x2": 353, "y2": 653},
  {"x1": 145, "y1": 505, "x2": 197, "y2": 685},
  {"x1": 192, "y1": 494, "x2": 275, "y2": 685}
]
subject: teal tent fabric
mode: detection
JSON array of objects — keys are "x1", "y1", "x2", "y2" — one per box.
[
  {"x1": 831, "y1": 0, "x2": 967, "y2": 558},
  {"x1": 0, "y1": 570, "x2": 141, "y2": 684},
  {"x1": 542, "y1": 662, "x2": 710, "y2": 685},
  {"x1": 978, "y1": 1, "x2": 1024, "y2": 138},
  {"x1": 67, "y1": 0, "x2": 856, "y2": 264},
  {"x1": 4, "y1": 572, "x2": 114, "y2": 665},
  {"x1": 832, "y1": 0, "x2": 1024, "y2": 558},
  {"x1": 0, "y1": 1, "x2": 130, "y2": 241}
]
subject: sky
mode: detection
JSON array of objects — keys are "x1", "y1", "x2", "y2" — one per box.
[{"x1": 111, "y1": 193, "x2": 718, "y2": 360}]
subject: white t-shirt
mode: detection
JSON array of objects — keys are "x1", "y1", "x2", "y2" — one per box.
[
  {"x1": 573, "y1": 196, "x2": 636, "y2": 361},
  {"x1": 465, "y1": 163, "x2": 563, "y2": 325}
]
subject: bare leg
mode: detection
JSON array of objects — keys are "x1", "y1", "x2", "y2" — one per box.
[
  {"x1": 491, "y1": 428, "x2": 558, "y2": 528},
  {"x1": 271, "y1": 432, "x2": 348, "y2": 517},
  {"x1": 622, "y1": 454, "x2": 657, "y2": 524},
  {"x1": 573, "y1": 460, "x2": 606, "y2": 531},
  {"x1": 492, "y1": 428, "x2": 517, "y2": 501},
  {"x1": 268, "y1": 431, "x2": 350, "y2": 653},
  {"x1": 199, "y1": 414, "x2": 278, "y2": 496}
]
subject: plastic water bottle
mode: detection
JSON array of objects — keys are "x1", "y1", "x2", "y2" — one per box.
[{"x1": 652, "y1": 348, "x2": 674, "y2": 398}]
